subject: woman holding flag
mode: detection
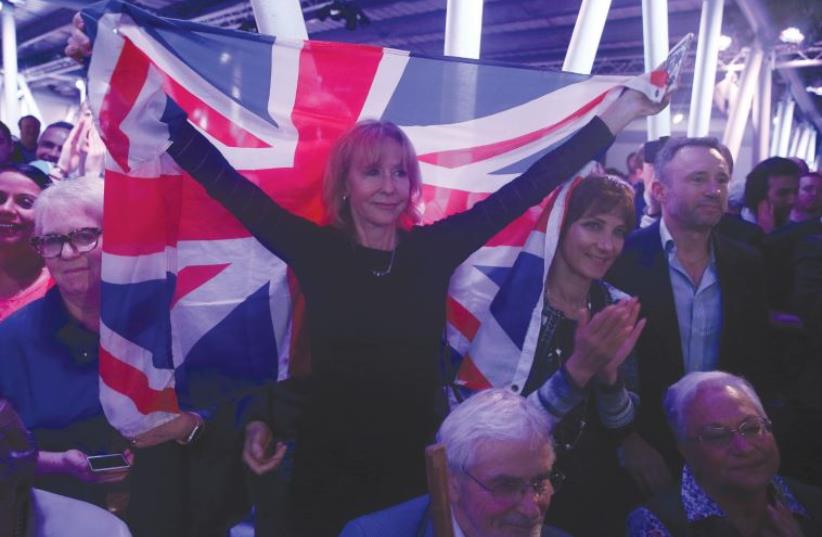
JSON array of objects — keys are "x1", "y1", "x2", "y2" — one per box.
[
  {"x1": 68, "y1": 15, "x2": 671, "y2": 535},
  {"x1": 166, "y1": 92, "x2": 667, "y2": 536}
]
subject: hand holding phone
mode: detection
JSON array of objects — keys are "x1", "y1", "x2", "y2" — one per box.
[
  {"x1": 57, "y1": 449, "x2": 131, "y2": 484},
  {"x1": 87, "y1": 453, "x2": 131, "y2": 472}
]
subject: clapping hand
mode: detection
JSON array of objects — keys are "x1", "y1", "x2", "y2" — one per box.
[{"x1": 565, "y1": 298, "x2": 646, "y2": 388}]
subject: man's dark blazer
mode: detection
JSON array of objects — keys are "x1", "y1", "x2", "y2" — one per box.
[
  {"x1": 339, "y1": 495, "x2": 571, "y2": 537},
  {"x1": 607, "y1": 220, "x2": 770, "y2": 470},
  {"x1": 764, "y1": 218, "x2": 822, "y2": 310}
]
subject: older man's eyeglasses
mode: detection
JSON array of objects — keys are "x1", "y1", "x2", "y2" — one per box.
[
  {"x1": 462, "y1": 467, "x2": 565, "y2": 505},
  {"x1": 31, "y1": 227, "x2": 102, "y2": 259},
  {"x1": 692, "y1": 417, "x2": 773, "y2": 448}
]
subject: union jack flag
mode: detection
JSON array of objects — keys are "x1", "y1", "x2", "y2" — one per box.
[{"x1": 84, "y1": 0, "x2": 664, "y2": 435}]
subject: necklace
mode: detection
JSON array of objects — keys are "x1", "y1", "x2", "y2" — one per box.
[
  {"x1": 371, "y1": 247, "x2": 396, "y2": 278},
  {"x1": 544, "y1": 287, "x2": 591, "y2": 318}
]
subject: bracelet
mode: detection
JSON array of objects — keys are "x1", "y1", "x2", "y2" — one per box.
[{"x1": 177, "y1": 413, "x2": 204, "y2": 445}]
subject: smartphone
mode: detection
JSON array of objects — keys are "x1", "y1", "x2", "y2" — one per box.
[{"x1": 87, "y1": 453, "x2": 130, "y2": 472}]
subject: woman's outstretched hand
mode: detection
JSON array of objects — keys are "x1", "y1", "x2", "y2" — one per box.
[
  {"x1": 65, "y1": 12, "x2": 92, "y2": 63},
  {"x1": 599, "y1": 87, "x2": 673, "y2": 136}
]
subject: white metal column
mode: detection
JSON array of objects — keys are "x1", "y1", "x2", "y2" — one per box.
[
  {"x1": 563, "y1": 0, "x2": 612, "y2": 74},
  {"x1": 788, "y1": 125, "x2": 803, "y2": 157},
  {"x1": 754, "y1": 51, "x2": 772, "y2": 163},
  {"x1": 642, "y1": 0, "x2": 671, "y2": 139},
  {"x1": 249, "y1": 0, "x2": 307, "y2": 39},
  {"x1": 723, "y1": 46, "x2": 763, "y2": 160},
  {"x1": 795, "y1": 125, "x2": 811, "y2": 162},
  {"x1": 2, "y1": 1, "x2": 20, "y2": 127},
  {"x1": 806, "y1": 129, "x2": 817, "y2": 168},
  {"x1": 687, "y1": 0, "x2": 724, "y2": 136},
  {"x1": 770, "y1": 100, "x2": 784, "y2": 157},
  {"x1": 776, "y1": 99, "x2": 795, "y2": 157},
  {"x1": 444, "y1": 0, "x2": 484, "y2": 59}
]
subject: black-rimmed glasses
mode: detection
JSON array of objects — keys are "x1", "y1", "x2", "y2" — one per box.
[
  {"x1": 31, "y1": 227, "x2": 102, "y2": 259},
  {"x1": 690, "y1": 417, "x2": 773, "y2": 449},
  {"x1": 462, "y1": 467, "x2": 565, "y2": 505}
]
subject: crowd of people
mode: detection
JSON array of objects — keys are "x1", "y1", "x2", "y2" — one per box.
[{"x1": 1, "y1": 15, "x2": 822, "y2": 537}]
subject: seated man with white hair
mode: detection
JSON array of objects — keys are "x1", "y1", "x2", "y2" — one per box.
[
  {"x1": 627, "y1": 371, "x2": 822, "y2": 536},
  {"x1": 340, "y1": 388, "x2": 569, "y2": 537}
]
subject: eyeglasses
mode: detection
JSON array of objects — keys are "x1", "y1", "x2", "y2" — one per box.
[
  {"x1": 690, "y1": 417, "x2": 773, "y2": 449},
  {"x1": 462, "y1": 467, "x2": 565, "y2": 505},
  {"x1": 31, "y1": 227, "x2": 102, "y2": 259}
]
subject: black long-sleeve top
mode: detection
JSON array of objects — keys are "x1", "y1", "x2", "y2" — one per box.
[{"x1": 168, "y1": 117, "x2": 614, "y2": 532}]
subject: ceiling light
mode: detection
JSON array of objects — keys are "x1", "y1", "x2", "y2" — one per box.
[
  {"x1": 718, "y1": 35, "x2": 732, "y2": 51},
  {"x1": 672, "y1": 113, "x2": 685, "y2": 125},
  {"x1": 780, "y1": 27, "x2": 805, "y2": 44},
  {"x1": 807, "y1": 86, "x2": 822, "y2": 97}
]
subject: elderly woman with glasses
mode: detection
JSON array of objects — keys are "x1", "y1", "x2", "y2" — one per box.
[
  {"x1": 0, "y1": 164, "x2": 54, "y2": 322},
  {"x1": 627, "y1": 371, "x2": 822, "y2": 537},
  {"x1": 0, "y1": 176, "x2": 133, "y2": 511}
]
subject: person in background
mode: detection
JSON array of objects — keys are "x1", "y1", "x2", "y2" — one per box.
[
  {"x1": 35, "y1": 123, "x2": 73, "y2": 165},
  {"x1": 15, "y1": 116, "x2": 41, "y2": 163},
  {"x1": 790, "y1": 172, "x2": 822, "y2": 224},
  {"x1": 742, "y1": 157, "x2": 802, "y2": 234},
  {"x1": 608, "y1": 136, "x2": 771, "y2": 497},
  {"x1": 627, "y1": 371, "x2": 822, "y2": 536},
  {"x1": 636, "y1": 137, "x2": 669, "y2": 229},
  {"x1": 0, "y1": 122, "x2": 20, "y2": 167},
  {"x1": 340, "y1": 388, "x2": 569, "y2": 537},
  {"x1": 0, "y1": 164, "x2": 53, "y2": 321}
]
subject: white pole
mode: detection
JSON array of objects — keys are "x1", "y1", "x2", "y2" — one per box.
[
  {"x1": 776, "y1": 99, "x2": 795, "y2": 157},
  {"x1": 687, "y1": 0, "x2": 724, "y2": 136},
  {"x1": 795, "y1": 125, "x2": 811, "y2": 162},
  {"x1": 249, "y1": 0, "x2": 307, "y2": 40},
  {"x1": 788, "y1": 125, "x2": 802, "y2": 157},
  {"x1": 2, "y1": 2, "x2": 19, "y2": 129},
  {"x1": 444, "y1": 0, "x2": 484, "y2": 59},
  {"x1": 806, "y1": 130, "x2": 816, "y2": 168},
  {"x1": 754, "y1": 51, "x2": 772, "y2": 163},
  {"x1": 770, "y1": 100, "x2": 784, "y2": 158},
  {"x1": 723, "y1": 46, "x2": 763, "y2": 160},
  {"x1": 16, "y1": 74, "x2": 42, "y2": 121},
  {"x1": 562, "y1": 0, "x2": 613, "y2": 74},
  {"x1": 642, "y1": 0, "x2": 671, "y2": 140}
]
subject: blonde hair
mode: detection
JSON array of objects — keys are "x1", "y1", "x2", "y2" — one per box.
[{"x1": 322, "y1": 120, "x2": 422, "y2": 233}]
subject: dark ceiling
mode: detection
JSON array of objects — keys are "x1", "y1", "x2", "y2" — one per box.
[{"x1": 4, "y1": 0, "x2": 822, "y2": 128}]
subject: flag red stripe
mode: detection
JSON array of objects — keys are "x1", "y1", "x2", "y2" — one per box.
[
  {"x1": 171, "y1": 264, "x2": 231, "y2": 307},
  {"x1": 455, "y1": 354, "x2": 492, "y2": 391},
  {"x1": 447, "y1": 296, "x2": 481, "y2": 341},
  {"x1": 417, "y1": 90, "x2": 609, "y2": 169},
  {"x1": 159, "y1": 73, "x2": 272, "y2": 149},
  {"x1": 98, "y1": 40, "x2": 151, "y2": 172},
  {"x1": 103, "y1": 170, "x2": 183, "y2": 255},
  {"x1": 100, "y1": 348, "x2": 180, "y2": 414}
]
